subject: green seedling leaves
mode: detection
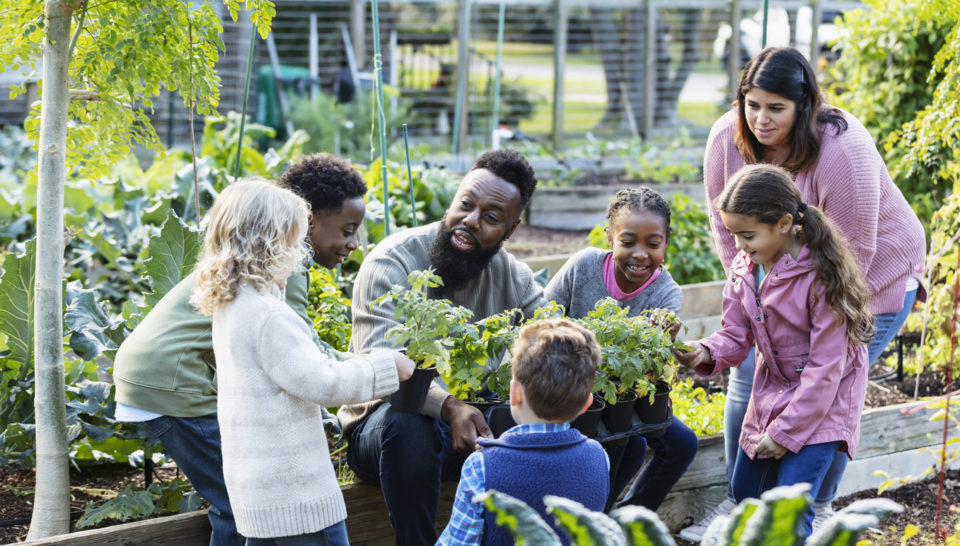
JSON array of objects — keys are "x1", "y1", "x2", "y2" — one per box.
[{"x1": 475, "y1": 490, "x2": 560, "y2": 546}]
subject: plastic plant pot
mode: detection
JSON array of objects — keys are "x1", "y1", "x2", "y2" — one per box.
[
  {"x1": 635, "y1": 380, "x2": 671, "y2": 425},
  {"x1": 486, "y1": 403, "x2": 517, "y2": 438},
  {"x1": 390, "y1": 366, "x2": 437, "y2": 413},
  {"x1": 601, "y1": 389, "x2": 638, "y2": 433},
  {"x1": 571, "y1": 394, "x2": 606, "y2": 438}
]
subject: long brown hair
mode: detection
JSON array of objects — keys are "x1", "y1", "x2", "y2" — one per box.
[
  {"x1": 715, "y1": 165, "x2": 873, "y2": 344},
  {"x1": 734, "y1": 47, "x2": 848, "y2": 172}
]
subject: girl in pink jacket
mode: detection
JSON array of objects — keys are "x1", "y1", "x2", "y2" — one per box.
[{"x1": 677, "y1": 164, "x2": 874, "y2": 538}]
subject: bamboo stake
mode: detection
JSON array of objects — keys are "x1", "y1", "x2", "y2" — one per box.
[
  {"x1": 491, "y1": 1, "x2": 506, "y2": 140},
  {"x1": 403, "y1": 124, "x2": 418, "y2": 227},
  {"x1": 371, "y1": 0, "x2": 391, "y2": 236},
  {"x1": 234, "y1": 22, "x2": 257, "y2": 180}
]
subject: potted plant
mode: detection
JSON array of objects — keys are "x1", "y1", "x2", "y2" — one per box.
[
  {"x1": 374, "y1": 269, "x2": 474, "y2": 413},
  {"x1": 633, "y1": 308, "x2": 687, "y2": 426},
  {"x1": 475, "y1": 309, "x2": 522, "y2": 437}
]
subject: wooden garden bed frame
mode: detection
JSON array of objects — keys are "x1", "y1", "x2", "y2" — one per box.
[{"x1": 17, "y1": 398, "x2": 955, "y2": 546}]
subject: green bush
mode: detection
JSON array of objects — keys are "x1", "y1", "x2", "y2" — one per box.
[{"x1": 828, "y1": 0, "x2": 959, "y2": 226}]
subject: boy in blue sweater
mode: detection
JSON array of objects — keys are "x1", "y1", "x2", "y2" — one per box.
[{"x1": 437, "y1": 318, "x2": 610, "y2": 546}]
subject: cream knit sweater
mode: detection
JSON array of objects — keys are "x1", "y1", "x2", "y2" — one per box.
[{"x1": 212, "y1": 282, "x2": 398, "y2": 538}]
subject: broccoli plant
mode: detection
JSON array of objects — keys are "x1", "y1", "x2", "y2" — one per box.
[{"x1": 475, "y1": 484, "x2": 903, "y2": 545}]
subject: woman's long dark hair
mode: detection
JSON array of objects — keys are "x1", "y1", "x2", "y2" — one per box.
[
  {"x1": 715, "y1": 165, "x2": 873, "y2": 344},
  {"x1": 734, "y1": 47, "x2": 848, "y2": 172}
]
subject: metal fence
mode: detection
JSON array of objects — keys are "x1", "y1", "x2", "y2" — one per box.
[{"x1": 0, "y1": 0, "x2": 864, "y2": 155}]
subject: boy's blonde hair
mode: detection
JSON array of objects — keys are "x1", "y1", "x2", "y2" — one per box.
[
  {"x1": 511, "y1": 318, "x2": 600, "y2": 422},
  {"x1": 191, "y1": 178, "x2": 309, "y2": 316}
]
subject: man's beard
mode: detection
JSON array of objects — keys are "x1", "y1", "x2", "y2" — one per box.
[{"x1": 429, "y1": 223, "x2": 504, "y2": 294}]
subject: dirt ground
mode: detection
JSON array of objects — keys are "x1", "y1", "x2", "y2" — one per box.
[
  {"x1": 504, "y1": 225, "x2": 592, "y2": 259},
  {"x1": 1, "y1": 366, "x2": 954, "y2": 544}
]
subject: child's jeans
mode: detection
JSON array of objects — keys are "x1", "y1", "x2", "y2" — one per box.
[
  {"x1": 244, "y1": 521, "x2": 349, "y2": 546},
  {"x1": 730, "y1": 442, "x2": 841, "y2": 538}
]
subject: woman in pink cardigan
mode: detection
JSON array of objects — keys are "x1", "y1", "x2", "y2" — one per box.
[
  {"x1": 678, "y1": 164, "x2": 875, "y2": 539},
  {"x1": 680, "y1": 47, "x2": 927, "y2": 542}
]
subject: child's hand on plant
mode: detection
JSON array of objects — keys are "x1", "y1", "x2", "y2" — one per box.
[
  {"x1": 393, "y1": 352, "x2": 416, "y2": 382},
  {"x1": 756, "y1": 433, "x2": 787, "y2": 459},
  {"x1": 674, "y1": 341, "x2": 711, "y2": 368}
]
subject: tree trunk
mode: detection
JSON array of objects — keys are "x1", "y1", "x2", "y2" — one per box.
[
  {"x1": 27, "y1": 0, "x2": 75, "y2": 539},
  {"x1": 655, "y1": 8, "x2": 702, "y2": 127},
  {"x1": 589, "y1": 7, "x2": 623, "y2": 128}
]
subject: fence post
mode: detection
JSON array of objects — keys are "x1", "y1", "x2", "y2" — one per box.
[
  {"x1": 552, "y1": 0, "x2": 568, "y2": 152},
  {"x1": 727, "y1": 0, "x2": 742, "y2": 101},
  {"x1": 351, "y1": 0, "x2": 366, "y2": 68},
  {"x1": 809, "y1": 0, "x2": 822, "y2": 68},
  {"x1": 453, "y1": 0, "x2": 471, "y2": 155},
  {"x1": 643, "y1": 0, "x2": 656, "y2": 138}
]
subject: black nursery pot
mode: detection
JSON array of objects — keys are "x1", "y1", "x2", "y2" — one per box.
[
  {"x1": 390, "y1": 366, "x2": 437, "y2": 413},
  {"x1": 571, "y1": 394, "x2": 606, "y2": 438},
  {"x1": 487, "y1": 403, "x2": 517, "y2": 438},
  {"x1": 601, "y1": 389, "x2": 638, "y2": 433},
  {"x1": 635, "y1": 380, "x2": 671, "y2": 425}
]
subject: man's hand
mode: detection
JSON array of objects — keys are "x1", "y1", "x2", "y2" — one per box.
[
  {"x1": 756, "y1": 433, "x2": 787, "y2": 459},
  {"x1": 674, "y1": 341, "x2": 711, "y2": 369},
  {"x1": 440, "y1": 396, "x2": 492, "y2": 453}
]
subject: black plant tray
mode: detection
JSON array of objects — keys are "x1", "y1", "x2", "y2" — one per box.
[{"x1": 594, "y1": 413, "x2": 673, "y2": 444}]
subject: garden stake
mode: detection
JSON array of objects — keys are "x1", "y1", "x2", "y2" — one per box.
[
  {"x1": 371, "y1": 0, "x2": 391, "y2": 236},
  {"x1": 934, "y1": 236, "x2": 959, "y2": 540},
  {"x1": 234, "y1": 26, "x2": 257, "y2": 180},
  {"x1": 451, "y1": 0, "x2": 471, "y2": 155},
  {"x1": 188, "y1": 19, "x2": 200, "y2": 230},
  {"x1": 761, "y1": 0, "x2": 769, "y2": 48},
  {"x1": 491, "y1": 1, "x2": 506, "y2": 140},
  {"x1": 402, "y1": 124, "x2": 418, "y2": 227}
]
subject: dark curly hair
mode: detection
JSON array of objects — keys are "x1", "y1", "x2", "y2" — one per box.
[
  {"x1": 276, "y1": 153, "x2": 367, "y2": 214},
  {"x1": 470, "y1": 149, "x2": 538, "y2": 207},
  {"x1": 605, "y1": 187, "x2": 672, "y2": 240}
]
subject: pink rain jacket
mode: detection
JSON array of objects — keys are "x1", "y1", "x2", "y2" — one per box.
[{"x1": 697, "y1": 246, "x2": 868, "y2": 460}]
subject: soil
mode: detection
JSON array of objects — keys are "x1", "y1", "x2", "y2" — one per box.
[
  {"x1": 504, "y1": 225, "x2": 592, "y2": 259},
  {"x1": 1, "y1": 366, "x2": 953, "y2": 545}
]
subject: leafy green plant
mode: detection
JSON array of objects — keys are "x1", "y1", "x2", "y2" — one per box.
[
  {"x1": 575, "y1": 298, "x2": 682, "y2": 405},
  {"x1": 476, "y1": 485, "x2": 903, "y2": 545},
  {"x1": 76, "y1": 478, "x2": 202, "y2": 529},
  {"x1": 587, "y1": 194, "x2": 724, "y2": 286},
  {"x1": 307, "y1": 267, "x2": 352, "y2": 352},
  {"x1": 669, "y1": 378, "x2": 726, "y2": 437},
  {"x1": 374, "y1": 269, "x2": 473, "y2": 376},
  {"x1": 827, "y1": 0, "x2": 957, "y2": 227}
]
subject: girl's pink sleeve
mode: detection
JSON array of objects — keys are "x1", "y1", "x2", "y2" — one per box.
[
  {"x1": 697, "y1": 277, "x2": 754, "y2": 376},
  {"x1": 765, "y1": 286, "x2": 852, "y2": 453}
]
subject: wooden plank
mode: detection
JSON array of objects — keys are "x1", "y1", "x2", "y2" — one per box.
[
  {"x1": 657, "y1": 483, "x2": 728, "y2": 531},
  {"x1": 344, "y1": 482, "x2": 457, "y2": 545},
  {"x1": 678, "y1": 280, "x2": 725, "y2": 318},
  {"x1": 838, "y1": 445, "x2": 960, "y2": 498},
  {"x1": 18, "y1": 510, "x2": 211, "y2": 546}
]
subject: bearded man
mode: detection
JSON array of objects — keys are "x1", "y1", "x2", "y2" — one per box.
[{"x1": 340, "y1": 149, "x2": 545, "y2": 545}]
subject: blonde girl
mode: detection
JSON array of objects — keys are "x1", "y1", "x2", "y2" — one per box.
[
  {"x1": 192, "y1": 179, "x2": 412, "y2": 546},
  {"x1": 677, "y1": 164, "x2": 872, "y2": 538}
]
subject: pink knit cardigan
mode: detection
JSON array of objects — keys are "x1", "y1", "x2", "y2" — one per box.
[{"x1": 703, "y1": 110, "x2": 927, "y2": 314}]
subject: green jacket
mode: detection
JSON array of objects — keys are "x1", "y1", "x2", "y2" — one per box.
[{"x1": 113, "y1": 269, "x2": 318, "y2": 417}]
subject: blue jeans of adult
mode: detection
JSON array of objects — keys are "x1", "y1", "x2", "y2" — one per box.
[
  {"x1": 244, "y1": 521, "x2": 349, "y2": 546},
  {"x1": 346, "y1": 403, "x2": 467, "y2": 546},
  {"x1": 730, "y1": 442, "x2": 841, "y2": 538},
  {"x1": 146, "y1": 414, "x2": 245, "y2": 546},
  {"x1": 722, "y1": 289, "x2": 917, "y2": 506},
  {"x1": 609, "y1": 419, "x2": 699, "y2": 511}
]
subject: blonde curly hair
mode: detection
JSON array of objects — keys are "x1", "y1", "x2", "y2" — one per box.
[{"x1": 191, "y1": 178, "x2": 309, "y2": 316}]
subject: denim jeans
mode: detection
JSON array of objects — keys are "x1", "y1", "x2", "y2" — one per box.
[
  {"x1": 244, "y1": 521, "x2": 349, "y2": 546},
  {"x1": 609, "y1": 419, "x2": 699, "y2": 511},
  {"x1": 723, "y1": 289, "x2": 917, "y2": 505},
  {"x1": 146, "y1": 414, "x2": 245, "y2": 546},
  {"x1": 731, "y1": 442, "x2": 841, "y2": 538},
  {"x1": 346, "y1": 403, "x2": 466, "y2": 546}
]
